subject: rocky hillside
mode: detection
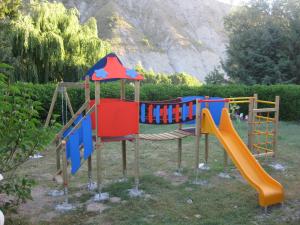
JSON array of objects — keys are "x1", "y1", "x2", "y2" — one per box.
[{"x1": 60, "y1": 0, "x2": 233, "y2": 81}]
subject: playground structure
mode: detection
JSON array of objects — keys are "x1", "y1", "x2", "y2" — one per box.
[{"x1": 46, "y1": 53, "x2": 283, "y2": 209}]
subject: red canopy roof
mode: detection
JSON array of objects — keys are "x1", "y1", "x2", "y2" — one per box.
[{"x1": 85, "y1": 53, "x2": 144, "y2": 82}]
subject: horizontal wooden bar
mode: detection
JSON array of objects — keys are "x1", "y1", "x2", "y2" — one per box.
[
  {"x1": 228, "y1": 97, "x2": 252, "y2": 100},
  {"x1": 229, "y1": 100, "x2": 250, "y2": 104},
  {"x1": 255, "y1": 115, "x2": 275, "y2": 121},
  {"x1": 198, "y1": 99, "x2": 229, "y2": 103},
  {"x1": 253, "y1": 108, "x2": 276, "y2": 113},
  {"x1": 59, "y1": 82, "x2": 85, "y2": 88},
  {"x1": 253, "y1": 152, "x2": 274, "y2": 158},
  {"x1": 256, "y1": 100, "x2": 275, "y2": 105},
  {"x1": 253, "y1": 144, "x2": 273, "y2": 152}
]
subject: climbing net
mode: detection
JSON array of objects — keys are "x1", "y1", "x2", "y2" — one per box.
[{"x1": 251, "y1": 111, "x2": 276, "y2": 156}]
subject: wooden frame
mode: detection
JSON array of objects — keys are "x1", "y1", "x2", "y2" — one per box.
[{"x1": 45, "y1": 81, "x2": 85, "y2": 127}]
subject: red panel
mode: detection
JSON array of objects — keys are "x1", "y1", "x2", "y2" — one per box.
[
  {"x1": 163, "y1": 105, "x2": 167, "y2": 124},
  {"x1": 97, "y1": 99, "x2": 139, "y2": 137},
  {"x1": 175, "y1": 104, "x2": 180, "y2": 122},
  {"x1": 148, "y1": 104, "x2": 153, "y2": 124},
  {"x1": 189, "y1": 102, "x2": 193, "y2": 119},
  {"x1": 89, "y1": 99, "x2": 139, "y2": 137}
]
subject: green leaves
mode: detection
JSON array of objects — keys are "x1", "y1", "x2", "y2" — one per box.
[
  {"x1": 223, "y1": 0, "x2": 300, "y2": 85},
  {"x1": 0, "y1": 62, "x2": 53, "y2": 209},
  {"x1": 5, "y1": 0, "x2": 111, "y2": 83}
]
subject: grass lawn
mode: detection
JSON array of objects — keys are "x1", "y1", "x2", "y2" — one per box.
[{"x1": 5, "y1": 120, "x2": 300, "y2": 225}]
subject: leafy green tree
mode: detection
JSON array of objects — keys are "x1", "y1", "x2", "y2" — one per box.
[
  {"x1": 0, "y1": 62, "x2": 52, "y2": 208},
  {"x1": 205, "y1": 67, "x2": 229, "y2": 84},
  {"x1": 7, "y1": 1, "x2": 110, "y2": 83},
  {"x1": 223, "y1": 0, "x2": 300, "y2": 84},
  {"x1": 0, "y1": 0, "x2": 22, "y2": 20},
  {"x1": 135, "y1": 63, "x2": 201, "y2": 86}
]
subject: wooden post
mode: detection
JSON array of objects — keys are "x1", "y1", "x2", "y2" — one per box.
[
  {"x1": 45, "y1": 83, "x2": 59, "y2": 127},
  {"x1": 85, "y1": 76, "x2": 93, "y2": 187},
  {"x1": 64, "y1": 88, "x2": 75, "y2": 117},
  {"x1": 177, "y1": 123, "x2": 182, "y2": 172},
  {"x1": 224, "y1": 101, "x2": 229, "y2": 169},
  {"x1": 204, "y1": 96, "x2": 209, "y2": 164},
  {"x1": 248, "y1": 97, "x2": 254, "y2": 151},
  {"x1": 273, "y1": 96, "x2": 280, "y2": 157},
  {"x1": 95, "y1": 81, "x2": 102, "y2": 194},
  {"x1": 61, "y1": 140, "x2": 69, "y2": 203},
  {"x1": 120, "y1": 80, "x2": 127, "y2": 177},
  {"x1": 195, "y1": 99, "x2": 201, "y2": 170},
  {"x1": 56, "y1": 137, "x2": 61, "y2": 171},
  {"x1": 134, "y1": 81, "x2": 140, "y2": 189}
]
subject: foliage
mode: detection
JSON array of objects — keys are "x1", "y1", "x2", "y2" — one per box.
[
  {"x1": 2, "y1": 0, "x2": 110, "y2": 83},
  {"x1": 12, "y1": 81, "x2": 300, "y2": 122},
  {"x1": 223, "y1": 0, "x2": 300, "y2": 84},
  {"x1": 205, "y1": 67, "x2": 229, "y2": 85},
  {"x1": 135, "y1": 63, "x2": 201, "y2": 86},
  {"x1": 0, "y1": 62, "x2": 51, "y2": 209},
  {"x1": 0, "y1": 0, "x2": 22, "y2": 20}
]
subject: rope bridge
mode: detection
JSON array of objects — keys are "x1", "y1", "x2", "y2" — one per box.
[{"x1": 139, "y1": 99, "x2": 197, "y2": 125}]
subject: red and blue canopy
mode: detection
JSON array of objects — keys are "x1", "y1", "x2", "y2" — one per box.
[{"x1": 85, "y1": 53, "x2": 144, "y2": 82}]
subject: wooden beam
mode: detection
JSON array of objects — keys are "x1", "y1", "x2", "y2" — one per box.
[
  {"x1": 134, "y1": 81, "x2": 140, "y2": 189},
  {"x1": 85, "y1": 76, "x2": 92, "y2": 184},
  {"x1": 273, "y1": 96, "x2": 280, "y2": 157},
  {"x1": 64, "y1": 88, "x2": 75, "y2": 117},
  {"x1": 204, "y1": 96, "x2": 209, "y2": 164},
  {"x1": 44, "y1": 83, "x2": 59, "y2": 127},
  {"x1": 195, "y1": 99, "x2": 201, "y2": 170},
  {"x1": 252, "y1": 108, "x2": 277, "y2": 113},
  {"x1": 177, "y1": 123, "x2": 182, "y2": 171},
  {"x1": 248, "y1": 97, "x2": 254, "y2": 151},
  {"x1": 120, "y1": 80, "x2": 127, "y2": 177},
  {"x1": 61, "y1": 141, "x2": 69, "y2": 202},
  {"x1": 59, "y1": 82, "x2": 85, "y2": 88},
  {"x1": 95, "y1": 81, "x2": 102, "y2": 194}
]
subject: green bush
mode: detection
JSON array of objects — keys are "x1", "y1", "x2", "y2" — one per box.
[{"x1": 13, "y1": 82, "x2": 300, "y2": 121}]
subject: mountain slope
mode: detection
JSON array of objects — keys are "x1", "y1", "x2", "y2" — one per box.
[{"x1": 61, "y1": 0, "x2": 232, "y2": 81}]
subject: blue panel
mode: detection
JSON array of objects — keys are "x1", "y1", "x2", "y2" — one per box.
[
  {"x1": 182, "y1": 103, "x2": 187, "y2": 121},
  {"x1": 74, "y1": 114, "x2": 83, "y2": 145},
  {"x1": 140, "y1": 104, "x2": 146, "y2": 123},
  {"x1": 83, "y1": 115, "x2": 93, "y2": 160},
  {"x1": 168, "y1": 105, "x2": 173, "y2": 123},
  {"x1": 180, "y1": 96, "x2": 225, "y2": 126},
  {"x1": 208, "y1": 97, "x2": 225, "y2": 126},
  {"x1": 63, "y1": 126, "x2": 73, "y2": 159},
  {"x1": 69, "y1": 130, "x2": 81, "y2": 174},
  {"x1": 126, "y1": 69, "x2": 138, "y2": 78},
  {"x1": 95, "y1": 69, "x2": 108, "y2": 78},
  {"x1": 155, "y1": 105, "x2": 160, "y2": 124}
]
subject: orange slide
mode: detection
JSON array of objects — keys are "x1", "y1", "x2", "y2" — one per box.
[{"x1": 201, "y1": 108, "x2": 284, "y2": 207}]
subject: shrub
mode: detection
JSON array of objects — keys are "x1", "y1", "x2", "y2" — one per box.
[{"x1": 12, "y1": 82, "x2": 300, "y2": 121}]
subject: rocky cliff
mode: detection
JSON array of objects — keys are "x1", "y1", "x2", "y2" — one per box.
[{"x1": 61, "y1": 0, "x2": 233, "y2": 81}]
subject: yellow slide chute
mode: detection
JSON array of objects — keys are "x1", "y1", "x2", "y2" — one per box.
[{"x1": 201, "y1": 108, "x2": 284, "y2": 207}]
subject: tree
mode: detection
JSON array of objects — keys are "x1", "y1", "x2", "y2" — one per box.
[
  {"x1": 205, "y1": 67, "x2": 229, "y2": 84},
  {"x1": 0, "y1": 62, "x2": 51, "y2": 209},
  {"x1": 0, "y1": 0, "x2": 21, "y2": 20},
  {"x1": 223, "y1": 0, "x2": 300, "y2": 84},
  {"x1": 7, "y1": 1, "x2": 111, "y2": 83}
]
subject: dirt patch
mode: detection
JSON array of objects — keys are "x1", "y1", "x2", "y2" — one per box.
[{"x1": 18, "y1": 186, "x2": 62, "y2": 223}]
